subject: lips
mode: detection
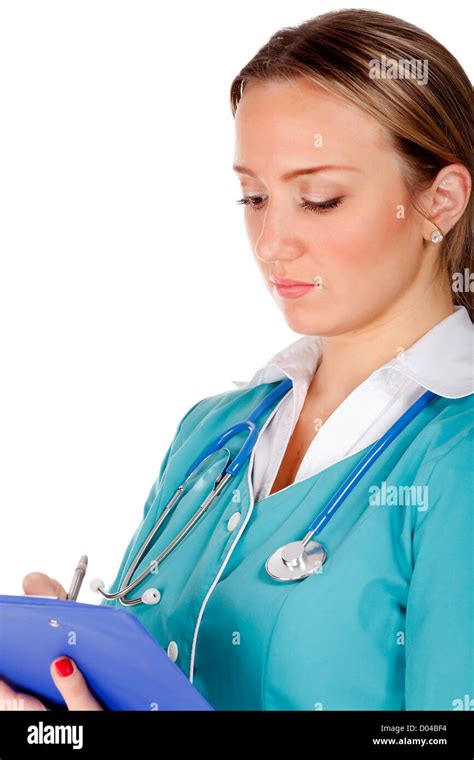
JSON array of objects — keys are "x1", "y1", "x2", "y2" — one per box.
[{"x1": 270, "y1": 276, "x2": 316, "y2": 300}]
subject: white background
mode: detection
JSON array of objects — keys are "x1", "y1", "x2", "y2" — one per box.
[{"x1": 0, "y1": 1, "x2": 471, "y2": 600}]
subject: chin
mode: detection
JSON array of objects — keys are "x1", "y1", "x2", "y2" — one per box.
[{"x1": 278, "y1": 303, "x2": 358, "y2": 337}]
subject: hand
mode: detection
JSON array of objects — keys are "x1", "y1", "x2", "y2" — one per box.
[
  {"x1": 0, "y1": 572, "x2": 104, "y2": 711},
  {"x1": 0, "y1": 657, "x2": 103, "y2": 711}
]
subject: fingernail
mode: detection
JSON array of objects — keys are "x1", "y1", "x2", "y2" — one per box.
[{"x1": 54, "y1": 657, "x2": 74, "y2": 677}]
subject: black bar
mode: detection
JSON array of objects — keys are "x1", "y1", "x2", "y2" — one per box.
[{"x1": 0, "y1": 710, "x2": 473, "y2": 757}]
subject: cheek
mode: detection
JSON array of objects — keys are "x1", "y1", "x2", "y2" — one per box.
[{"x1": 321, "y1": 197, "x2": 418, "y2": 294}]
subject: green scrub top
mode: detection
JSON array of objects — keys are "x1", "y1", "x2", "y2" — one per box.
[{"x1": 100, "y1": 381, "x2": 474, "y2": 711}]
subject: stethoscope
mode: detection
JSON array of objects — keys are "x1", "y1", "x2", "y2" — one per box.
[
  {"x1": 265, "y1": 386, "x2": 438, "y2": 580},
  {"x1": 91, "y1": 378, "x2": 439, "y2": 604},
  {"x1": 91, "y1": 377, "x2": 294, "y2": 606}
]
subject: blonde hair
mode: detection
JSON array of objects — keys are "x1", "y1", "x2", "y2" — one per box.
[{"x1": 230, "y1": 9, "x2": 473, "y2": 320}]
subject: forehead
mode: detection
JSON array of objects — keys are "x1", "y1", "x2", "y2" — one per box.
[{"x1": 233, "y1": 77, "x2": 391, "y2": 170}]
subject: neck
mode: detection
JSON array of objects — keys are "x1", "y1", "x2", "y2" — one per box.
[{"x1": 309, "y1": 287, "x2": 455, "y2": 403}]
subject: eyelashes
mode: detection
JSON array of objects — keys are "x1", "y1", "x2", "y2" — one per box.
[
  {"x1": 236, "y1": 196, "x2": 344, "y2": 214},
  {"x1": 300, "y1": 197, "x2": 343, "y2": 213}
]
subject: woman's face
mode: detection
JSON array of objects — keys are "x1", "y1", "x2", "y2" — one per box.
[{"x1": 233, "y1": 77, "x2": 433, "y2": 336}]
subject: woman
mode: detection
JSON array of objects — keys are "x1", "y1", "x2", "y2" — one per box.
[{"x1": 2, "y1": 8, "x2": 472, "y2": 711}]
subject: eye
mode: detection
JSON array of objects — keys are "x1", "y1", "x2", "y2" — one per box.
[
  {"x1": 236, "y1": 195, "x2": 265, "y2": 210},
  {"x1": 300, "y1": 197, "x2": 344, "y2": 213},
  {"x1": 235, "y1": 196, "x2": 344, "y2": 213}
]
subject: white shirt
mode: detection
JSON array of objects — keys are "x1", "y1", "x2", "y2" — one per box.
[{"x1": 232, "y1": 306, "x2": 474, "y2": 502}]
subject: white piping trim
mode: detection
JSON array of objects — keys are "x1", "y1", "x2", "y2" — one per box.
[{"x1": 188, "y1": 389, "x2": 292, "y2": 683}]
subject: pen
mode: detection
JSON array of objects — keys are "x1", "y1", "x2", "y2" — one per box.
[{"x1": 66, "y1": 555, "x2": 88, "y2": 601}]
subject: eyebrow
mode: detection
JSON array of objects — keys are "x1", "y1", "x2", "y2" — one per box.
[{"x1": 232, "y1": 164, "x2": 362, "y2": 180}]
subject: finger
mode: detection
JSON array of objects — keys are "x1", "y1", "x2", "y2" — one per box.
[
  {"x1": 50, "y1": 658, "x2": 103, "y2": 711},
  {"x1": 23, "y1": 572, "x2": 67, "y2": 599},
  {"x1": 0, "y1": 678, "x2": 48, "y2": 711}
]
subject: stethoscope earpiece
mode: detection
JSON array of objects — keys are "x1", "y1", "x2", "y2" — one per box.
[
  {"x1": 141, "y1": 588, "x2": 161, "y2": 605},
  {"x1": 90, "y1": 578, "x2": 105, "y2": 593},
  {"x1": 91, "y1": 578, "x2": 160, "y2": 605}
]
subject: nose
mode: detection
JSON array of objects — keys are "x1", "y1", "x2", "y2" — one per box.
[{"x1": 253, "y1": 200, "x2": 304, "y2": 264}]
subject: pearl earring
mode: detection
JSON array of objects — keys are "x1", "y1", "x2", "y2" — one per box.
[{"x1": 431, "y1": 230, "x2": 443, "y2": 243}]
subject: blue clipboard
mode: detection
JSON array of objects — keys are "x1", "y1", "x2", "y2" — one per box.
[{"x1": 0, "y1": 595, "x2": 213, "y2": 711}]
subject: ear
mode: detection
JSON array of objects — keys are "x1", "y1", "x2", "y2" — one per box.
[{"x1": 422, "y1": 163, "x2": 471, "y2": 243}]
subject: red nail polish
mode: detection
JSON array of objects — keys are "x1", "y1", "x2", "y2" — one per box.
[{"x1": 55, "y1": 657, "x2": 74, "y2": 677}]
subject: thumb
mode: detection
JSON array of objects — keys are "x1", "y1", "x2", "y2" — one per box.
[
  {"x1": 23, "y1": 572, "x2": 67, "y2": 599},
  {"x1": 50, "y1": 657, "x2": 103, "y2": 711}
]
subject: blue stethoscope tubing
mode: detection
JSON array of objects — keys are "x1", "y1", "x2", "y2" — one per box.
[
  {"x1": 91, "y1": 377, "x2": 439, "y2": 600},
  {"x1": 309, "y1": 387, "x2": 438, "y2": 534},
  {"x1": 184, "y1": 376, "x2": 294, "y2": 479},
  {"x1": 92, "y1": 377, "x2": 294, "y2": 606}
]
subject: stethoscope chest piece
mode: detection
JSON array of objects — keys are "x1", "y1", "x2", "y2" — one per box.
[{"x1": 265, "y1": 539, "x2": 326, "y2": 581}]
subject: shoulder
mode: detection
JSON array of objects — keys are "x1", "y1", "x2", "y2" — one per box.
[
  {"x1": 410, "y1": 395, "x2": 473, "y2": 547},
  {"x1": 174, "y1": 381, "x2": 281, "y2": 440},
  {"x1": 416, "y1": 393, "x2": 474, "y2": 470}
]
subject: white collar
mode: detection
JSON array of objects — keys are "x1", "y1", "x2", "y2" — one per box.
[{"x1": 233, "y1": 306, "x2": 473, "y2": 399}]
